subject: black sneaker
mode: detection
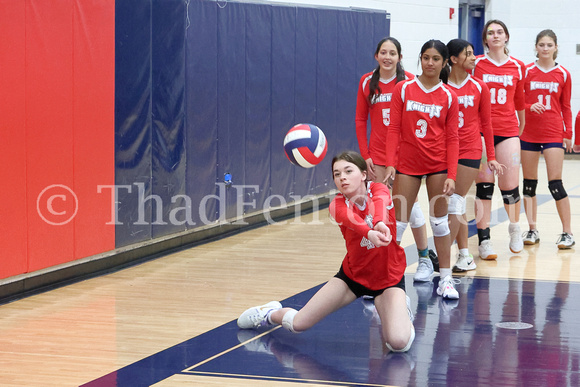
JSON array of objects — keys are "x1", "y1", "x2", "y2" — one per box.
[{"x1": 429, "y1": 249, "x2": 439, "y2": 272}]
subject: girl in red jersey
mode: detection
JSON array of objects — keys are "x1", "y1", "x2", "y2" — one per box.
[
  {"x1": 356, "y1": 37, "x2": 438, "y2": 279},
  {"x1": 446, "y1": 39, "x2": 504, "y2": 272},
  {"x1": 237, "y1": 151, "x2": 415, "y2": 353},
  {"x1": 384, "y1": 40, "x2": 460, "y2": 299},
  {"x1": 472, "y1": 20, "x2": 526, "y2": 259},
  {"x1": 521, "y1": 29, "x2": 575, "y2": 249}
]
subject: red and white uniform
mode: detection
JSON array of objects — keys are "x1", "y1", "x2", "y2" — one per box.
[
  {"x1": 473, "y1": 54, "x2": 526, "y2": 137},
  {"x1": 356, "y1": 71, "x2": 414, "y2": 165},
  {"x1": 448, "y1": 75, "x2": 495, "y2": 161},
  {"x1": 576, "y1": 111, "x2": 580, "y2": 146},
  {"x1": 385, "y1": 78, "x2": 459, "y2": 180},
  {"x1": 522, "y1": 63, "x2": 573, "y2": 143},
  {"x1": 329, "y1": 182, "x2": 406, "y2": 290}
]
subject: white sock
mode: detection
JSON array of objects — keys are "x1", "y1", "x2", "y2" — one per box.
[
  {"x1": 459, "y1": 248, "x2": 469, "y2": 256},
  {"x1": 440, "y1": 268, "x2": 452, "y2": 278}
]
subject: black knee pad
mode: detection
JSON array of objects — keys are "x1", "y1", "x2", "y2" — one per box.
[
  {"x1": 476, "y1": 182, "x2": 494, "y2": 201},
  {"x1": 501, "y1": 187, "x2": 520, "y2": 205},
  {"x1": 549, "y1": 179, "x2": 568, "y2": 201},
  {"x1": 523, "y1": 179, "x2": 538, "y2": 198}
]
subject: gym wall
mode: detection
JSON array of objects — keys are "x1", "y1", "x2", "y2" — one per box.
[{"x1": 0, "y1": 0, "x2": 389, "y2": 287}]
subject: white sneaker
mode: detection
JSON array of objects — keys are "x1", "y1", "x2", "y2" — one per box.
[
  {"x1": 509, "y1": 223, "x2": 523, "y2": 253},
  {"x1": 237, "y1": 301, "x2": 282, "y2": 329},
  {"x1": 414, "y1": 257, "x2": 434, "y2": 282},
  {"x1": 556, "y1": 232, "x2": 575, "y2": 249},
  {"x1": 437, "y1": 275, "x2": 459, "y2": 299},
  {"x1": 478, "y1": 239, "x2": 497, "y2": 260},
  {"x1": 523, "y1": 229, "x2": 540, "y2": 245},
  {"x1": 453, "y1": 252, "x2": 476, "y2": 272}
]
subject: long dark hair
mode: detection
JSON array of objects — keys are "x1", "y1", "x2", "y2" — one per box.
[
  {"x1": 447, "y1": 38, "x2": 474, "y2": 67},
  {"x1": 331, "y1": 151, "x2": 367, "y2": 176},
  {"x1": 482, "y1": 19, "x2": 510, "y2": 55},
  {"x1": 368, "y1": 37, "x2": 406, "y2": 104},
  {"x1": 535, "y1": 29, "x2": 558, "y2": 59},
  {"x1": 419, "y1": 39, "x2": 450, "y2": 84}
]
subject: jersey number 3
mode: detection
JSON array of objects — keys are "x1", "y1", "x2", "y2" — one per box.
[{"x1": 415, "y1": 119, "x2": 427, "y2": 138}]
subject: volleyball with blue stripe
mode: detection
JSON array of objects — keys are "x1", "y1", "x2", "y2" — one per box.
[{"x1": 283, "y1": 124, "x2": 328, "y2": 168}]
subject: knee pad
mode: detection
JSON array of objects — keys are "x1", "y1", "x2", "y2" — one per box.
[
  {"x1": 386, "y1": 325, "x2": 415, "y2": 353},
  {"x1": 430, "y1": 215, "x2": 450, "y2": 237},
  {"x1": 476, "y1": 182, "x2": 494, "y2": 201},
  {"x1": 448, "y1": 193, "x2": 466, "y2": 215},
  {"x1": 501, "y1": 187, "x2": 520, "y2": 205},
  {"x1": 396, "y1": 221, "x2": 408, "y2": 242},
  {"x1": 523, "y1": 179, "x2": 538, "y2": 198},
  {"x1": 549, "y1": 179, "x2": 568, "y2": 201},
  {"x1": 409, "y1": 202, "x2": 426, "y2": 228},
  {"x1": 281, "y1": 309, "x2": 300, "y2": 333}
]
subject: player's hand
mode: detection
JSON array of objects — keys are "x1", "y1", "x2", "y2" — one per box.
[
  {"x1": 530, "y1": 102, "x2": 545, "y2": 114},
  {"x1": 367, "y1": 229, "x2": 392, "y2": 247},
  {"x1": 487, "y1": 160, "x2": 505, "y2": 175},
  {"x1": 374, "y1": 221, "x2": 390, "y2": 237},
  {"x1": 383, "y1": 166, "x2": 396, "y2": 188},
  {"x1": 564, "y1": 138, "x2": 573, "y2": 153},
  {"x1": 365, "y1": 158, "x2": 377, "y2": 182},
  {"x1": 443, "y1": 178, "x2": 455, "y2": 196}
]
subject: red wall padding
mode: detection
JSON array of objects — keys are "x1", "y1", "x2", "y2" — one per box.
[
  {"x1": 0, "y1": 1, "x2": 28, "y2": 277},
  {"x1": 0, "y1": 0, "x2": 115, "y2": 278}
]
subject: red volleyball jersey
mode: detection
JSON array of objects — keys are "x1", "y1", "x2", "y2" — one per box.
[
  {"x1": 521, "y1": 63, "x2": 573, "y2": 143},
  {"x1": 473, "y1": 55, "x2": 526, "y2": 137},
  {"x1": 576, "y1": 111, "x2": 580, "y2": 146},
  {"x1": 355, "y1": 71, "x2": 414, "y2": 165},
  {"x1": 329, "y1": 182, "x2": 406, "y2": 290},
  {"x1": 385, "y1": 78, "x2": 459, "y2": 180},
  {"x1": 448, "y1": 75, "x2": 495, "y2": 161}
]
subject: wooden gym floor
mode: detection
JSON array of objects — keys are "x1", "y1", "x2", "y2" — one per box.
[{"x1": 1, "y1": 158, "x2": 580, "y2": 386}]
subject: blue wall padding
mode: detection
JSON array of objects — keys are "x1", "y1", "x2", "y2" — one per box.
[
  {"x1": 115, "y1": 0, "x2": 390, "y2": 247},
  {"x1": 115, "y1": 0, "x2": 153, "y2": 246},
  {"x1": 151, "y1": 0, "x2": 187, "y2": 238}
]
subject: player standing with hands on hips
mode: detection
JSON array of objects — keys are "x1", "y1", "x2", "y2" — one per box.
[
  {"x1": 237, "y1": 151, "x2": 415, "y2": 353},
  {"x1": 356, "y1": 37, "x2": 438, "y2": 279},
  {"x1": 446, "y1": 38, "x2": 504, "y2": 271},
  {"x1": 472, "y1": 20, "x2": 526, "y2": 259},
  {"x1": 384, "y1": 40, "x2": 460, "y2": 299},
  {"x1": 521, "y1": 29, "x2": 575, "y2": 248}
]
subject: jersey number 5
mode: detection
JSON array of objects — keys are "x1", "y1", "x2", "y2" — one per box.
[
  {"x1": 382, "y1": 108, "x2": 390, "y2": 126},
  {"x1": 415, "y1": 119, "x2": 427, "y2": 138}
]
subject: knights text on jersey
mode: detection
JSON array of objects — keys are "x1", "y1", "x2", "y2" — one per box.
[
  {"x1": 522, "y1": 63, "x2": 573, "y2": 142},
  {"x1": 328, "y1": 182, "x2": 406, "y2": 290},
  {"x1": 448, "y1": 75, "x2": 495, "y2": 161},
  {"x1": 473, "y1": 54, "x2": 526, "y2": 137},
  {"x1": 385, "y1": 78, "x2": 459, "y2": 180},
  {"x1": 355, "y1": 71, "x2": 414, "y2": 165}
]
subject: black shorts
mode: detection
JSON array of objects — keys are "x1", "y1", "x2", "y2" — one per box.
[
  {"x1": 334, "y1": 265, "x2": 405, "y2": 298},
  {"x1": 458, "y1": 158, "x2": 481, "y2": 169},
  {"x1": 494, "y1": 135, "x2": 518, "y2": 146},
  {"x1": 520, "y1": 139, "x2": 563, "y2": 152},
  {"x1": 396, "y1": 170, "x2": 447, "y2": 179}
]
